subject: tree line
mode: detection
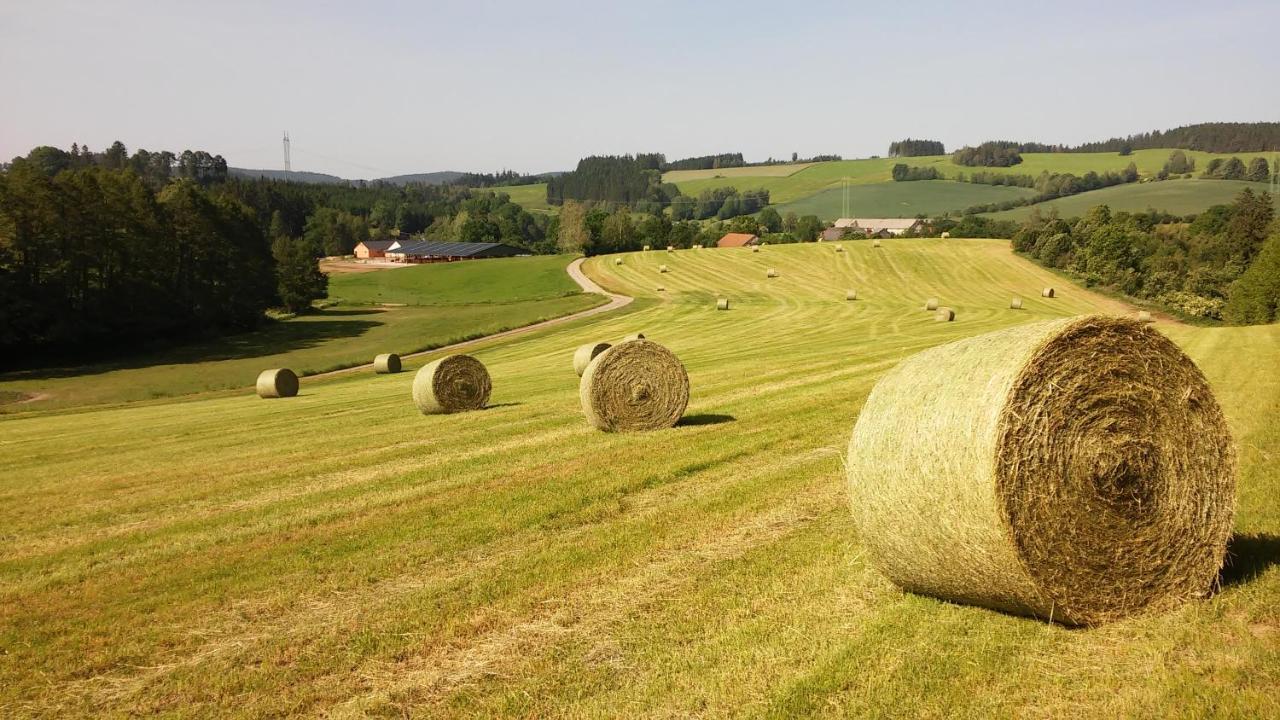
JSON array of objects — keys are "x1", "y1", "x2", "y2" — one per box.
[
  {"x1": 1068, "y1": 122, "x2": 1280, "y2": 154},
  {"x1": 951, "y1": 142, "x2": 1025, "y2": 167},
  {"x1": 888, "y1": 139, "x2": 946, "y2": 157},
  {"x1": 891, "y1": 164, "x2": 941, "y2": 181},
  {"x1": 957, "y1": 164, "x2": 1140, "y2": 214}
]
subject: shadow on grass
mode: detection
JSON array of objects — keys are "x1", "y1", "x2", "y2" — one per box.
[
  {"x1": 1219, "y1": 533, "x2": 1280, "y2": 588},
  {"x1": 678, "y1": 413, "x2": 736, "y2": 427},
  {"x1": 486, "y1": 402, "x2": 524, "y2": 409}
]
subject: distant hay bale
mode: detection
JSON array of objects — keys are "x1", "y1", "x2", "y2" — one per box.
[
  {"x1": 621, "y1": 332, "x2": 646, "y2": 342},
  {"x1": 412, "y1": 354, "x2": 491, "y2": 414},
  {"x1": 766, "y1": 268, "x2": 779, "y2": 278},
  {"x1": 1010, "y1": 297, "x2": 1023, "y2": 310},
  {"x1": 614, "y1": 258, "x2": 623, "y2": 265},
  {"x1": 656, "y1": 285, "x2": 665, "y2": 292},
  {"x1": 693, "y1": 244, "x2": 702, "y2": 249},
  {"x1": 716, "y1": 298, "x2": 730, "y2": 310},
  {"x1": 373, "y1": 353, "x2": 402, "y2": 374},
  {"x1": 579, "y1": 339, "x2": 689, "y2": 432},
  {"x1": 752, "y1": 246, "x2": 760, "y2": 253},
  {"x1": 667, "y1": 245, "x2": 674, "y2": 252},
  {"x1": 847, "y1": 316, "x2": 1235, "y2": 625},
  {"x1": 256, "y1": 368, "x2": 298, "y2": 398},
  {"x1": 925, "y1": 298, "x2": 939, "y2": 311},
  {"x1": 659, "y1": 265, "x2": 669, "y2": 273},
  {"x1": 643, "y1": 245, "x2": 651, "y2": 251},
  {"x1": 572, "y1": 342, "x2": 612, "y2": 377},
  {"x1": 873, "y1": 239, "x2": 882, "y2": 248},
  {"x1": 935, "y1": 307, "x2": 955, "y2": 322},
  {"x1": 1042, "y1": 287, "x2": 1055, "y2": 298},
  {"x1": 1137, "y1": 310, "x2": 1153, "y2": 323},
  {"x1": 846, "y1": 289, "x2": 857, "y2": 301},
  {"x1": 941, "y1": 232, "x2": 951, "y2": 239},
  {"x1": 835, "y1": 245, "x2": 844, "y2": 252}
]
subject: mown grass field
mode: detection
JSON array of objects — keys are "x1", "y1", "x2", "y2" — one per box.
[
  {"x1": 984, "y1": 179, "x2": 1278, "y2": 221},
  {"x1": 0, "y1": 255, "x2": 599, "y2": 412},
  {"x1": 2, "y1": 241, "x2": 1277, "y2": 717},
  {"x1": 491, "y1": 183, "x2": 551, "y2": 211},
  {"x1": 773, "y1": 180, "x2": 1037, "y2": 221}
]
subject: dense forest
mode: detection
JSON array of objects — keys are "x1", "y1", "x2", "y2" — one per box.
[
  {"x1": 888, "y1": 139, "x2": 945, "y2": 157},
  {"x1": 545, "y1": 155, "x2": 679, "y2": 208},
  {"x1": 1069, "y1": 122, "x2": 1280, "y2": 154},
  {"x1": 664, "y1": 154, "x2": 745, "y2": 171},
  {"x1": 957, "y1": 163, "x2": 1140, "y2": 213},
  {"x1": 952, "y1": 142, "x2": 1025, "y2": 167},
  {"x1": 891, "y1": 164, "x2": 942, "y2": 181}
]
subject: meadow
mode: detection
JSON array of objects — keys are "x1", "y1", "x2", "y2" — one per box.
[
  {"x1": 0, "y1": 255, "x2": 599, "y2": 412},
  {"x1": 772, "y1": 180, "x2": 1037, "y2": 221},
  {"x1": 2, "y1": 240, "x2": 1277, "y2": 717},
  {"x1": 983, "y1": 179, "x2": 1278, "y2": 221}
]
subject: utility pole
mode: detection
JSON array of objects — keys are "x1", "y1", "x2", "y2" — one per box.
[{"x1": 282, "y1": 131, "x2": 291, "y2": 174}]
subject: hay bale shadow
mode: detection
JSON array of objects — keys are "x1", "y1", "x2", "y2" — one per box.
[
  {"x1": 1219, "y1": 533, "x2": 1280, "y2": 587},
  {"x1": 677, "y1": 413, "x2": 736, "y2": 427}
]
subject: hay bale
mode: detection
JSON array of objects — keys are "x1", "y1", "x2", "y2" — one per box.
[
  {"x1": 412, "y1": 354, "x2": 491, "y2": 414},
  {"x1": 693, "y1": 244, "x2": 702, "y2": 249},
  {"x1": 579, "y1": 340, "x2": 689, "y2": 432},
  {"x1": 846, "y1": 289, "x2": 857, "y2": 301},
  {"x1": 873, "y1": 239, "x2": 882, "y2": 248},
  {"x1": 614, "y1": 258, "x2": 623, "y2": 265},
  {"x1": 716, "y1": 298, "x2": 730, "y2": 311},
  {"x1": 1010, "y1": 297, "x2": 1023, "y2": 310},
  {"x1": 846, "y1": 316, "x2": 1235, "y2": 625},
  {"x1": 656, "y1": 285, "x2": 665, "y2": 292},
  {"x1": 1137, "y1": 310, "x2": 1153, "y2": 323},
  {"x1": 572, "y1": 342, "x2": 611, "y2": 377},
  {"x1": 659, "y1": 264, "x2": 668, "y2": 273},
  {"x1": 643, "y1": 245, "x2": 651, "y2": 251},
  {"x1": 766, "y1": 268, "x2": 779, "y2": 278},
  {"x1": 752, "y1": 246, "x2": 760, "y2": 253},
  {"x1": 373, "y1": 353, "x2": 402, "y2": 374},
  {"x1": 941, "y1": 231, "x2": 951, "y2": 239},
  {"x1": 621, "y1": 332, "x2": 646, "y2": 342},
  {"x1": 667, "y1": 245, "x2": 674, "y2": 252},
  {"x1": 1042, "y1": 287, "x2": 1055, "y2": 298},
  {"x1": 925, "y1": 298, "x2": 939, "y2": 311},
  {"x1": 835, "y1": 245, "x2": 844, "y2": 253},
  {"x1": 935, "y1": 307, "x2": 955, "y2": 322},
  {"x1": 256, "y1": 368, "x2": 299, "y2": 398}
]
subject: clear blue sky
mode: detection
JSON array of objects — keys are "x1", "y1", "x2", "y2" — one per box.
[{"x1": 2, "y1": 0, "x2": 1277, "y2": 178}]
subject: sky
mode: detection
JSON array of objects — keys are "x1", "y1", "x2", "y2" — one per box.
[{"x1": 2, "y1": 0, "x2": 1278, "y2": 179}]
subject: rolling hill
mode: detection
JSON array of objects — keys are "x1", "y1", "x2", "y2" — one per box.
[
  {"x1": 772, "y1": 180, "x2": 1037, "y2": 221},
  {"x1": 983, "y1": 179, "x2": 1278, "y2": 221}
]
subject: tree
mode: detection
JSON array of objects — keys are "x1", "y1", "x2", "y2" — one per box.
[
  {"x1": 1224, "y1": 230, "x2": 1280, "y2": 323},
  {"x1": 1220, "y1": 157, "x2": 1247, "y2": 180},
  {"x1": 272, "y1": 235, "x2": 328, "y2": 313},
  {"x1": 1245, "y1": 157, "x2": 1271, "y2": 182},
  {"x1": 759, "y1": 207, "x2": 782, "y2": 233},
  {"x1": 1164, "y1": 150, "x2": 1193, "y2": 175},
  {"x1": 556, "y1": 201, "x2": 589, "y2": 254},
  {"x1": 1222, "y1": 189, "x2": 1274, "y2": 264},
  {"x1": 794, "y1": 215, "x2": 823, "y2": 241},
  {"x1": 600, "y1": 207, "x2": 637, "y2": 253},
  {"x1": 1119, "y1": 143, "x2": 1133, "y2": 156}
]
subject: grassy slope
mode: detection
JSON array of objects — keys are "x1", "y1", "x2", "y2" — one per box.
[
  {"x1": 2, "y1": 241, "x2": 1277, "y2": 717},
  {"x1": 489, "y1": 183, "x2": 551, "y2": 211},
  {"x1": 662, "y1": 162, "x2": 816, "y2": 183},
  {"x1": 773, "y1": 180, "x2": 1037, "y2": 221},
  {"x1": 984, "y1": 179, "x2": 1278, "y2": 221},
  {"x1": 0, "y1": 255, "x2": 600, "y2": 412}
]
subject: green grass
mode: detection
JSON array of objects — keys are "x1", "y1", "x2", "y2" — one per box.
[
  {"x1": 0, "y1": 255, "x2": 601, "y2": 412},
  {"x1": 2, "y1": 241, "x2": 1277, "y2": 717},
  {"x1": 984, "y1": 179, "x2": 1279, "y2": 221},
  {"x1": 662, "y1": 162, "x2": 816, "y2": 183},
  {"x1": 772, "y1": 180, "x2": 1037, "y2": 221},
  {"x1": 488, "y1": 183, "x2": 551, "y2": 211}
]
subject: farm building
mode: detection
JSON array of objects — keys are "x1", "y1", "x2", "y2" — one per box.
[
  {"x1": 833, "y1": 218, "x2": 925, "y2": 237},
  {"x1": 384, "y1": 240, "x2": 526, "y2": 263},
  {"x1": 353, "y1": 240, "x2": 398, "y2": 259},
  {"x1": 716, "y1": 233, "x2": 760, "y2": 248}
]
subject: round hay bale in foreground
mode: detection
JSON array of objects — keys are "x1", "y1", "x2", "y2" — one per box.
[
  {"x1": 925, "y1": 297, "x2": 939, "y2": 311},
  {"x1": 1042, "y1": 287, "x2": 1055, "y2": 298},
  {"x1": 412, "y1": 354, "x2": 491, "y2": 414},
  {"x1": 256, "y1": 368, "x2": 299, "y2": 398},
  {"x1": 579, "y1": 340, "x2": 689, "y2": 432},
  {"x1": 935, "y1": 307, "x2": 955, "y2": 322},
  {"x1": 373, "y1": 353, "x2": 402, "y2": 374},
  {"x1": 1010, "y1": 297, "x2": 1023, "y2": 310},
  {"x1": 1137, "y1": 310, "x2": 1153, "y2": 323},
  {"x1": 766, "y1": 268, "x2": 779, "y2": 278},
  {"x1": 846, "y1": 289, "x2": 857, "y2": 301},
  {"x1": 847, "y1": 316, "x2": 1235, "y2": 625},
  {"x1": 659, "y1": 265, "x2": 669, "y2": 273},
  {"x1": 572, "y1": 342, "x2": 611, "y2": 377},
  {"x1": 716, "y1": 298, "x2": 730, "y2": 310}
]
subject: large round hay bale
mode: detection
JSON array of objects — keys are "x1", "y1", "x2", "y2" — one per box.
[
  {"x1": 1137, "y1": 310, "x2": 1153, "y2": 323},
  {"x1": 412, "y1": 354, "x2": 491, "y2": 414},
  {"x1": 614, "y1": 258, "x2": 623, "y2": 265},
  {"x1": 846, "y1": 289, "x2": 857, "y2": 301},
  {"x1": 572, "y1": 342, "x2": 611, "y2": 377},
  {"x1": 621, "y1": 332, "x2": 646, "y2": 342},
  {"x1": 256, "y1": 368, "x2": 299, "y2": 398},
  {"x1": 579, "y1": 340, "x2": 689, "y2": 432},
  {"x1": 925, "y1": 298, "x2": 939, "y2": 311},
  {"x1": 656, "y1": 285, "x2": 665, "y2": 292},
  {"x1": 847, "y1": 316, "x2": 1235, "y2": 625},
  {"x1": 872, "y1": 239, "x2": 882, "y2": 248},
  {"x1": 659, "y1": 265, "x2": 669, "y2": 273},
  {"x1": 373, "y1": 353, "x2": 402, "y2": 374},
  {"x1": 1042, "y1": 287, "x2": 1055, "y2": 298},
  {"x1": 716, "y1": 298, "x2": 730, "y2": 310},
  {"x1": 766, "y1": 268, "x2": 779, "y2": 278},
  {"x1": 935, "y1": 307, "x2": 955, "y2": 322},
  {"x1": 1010, "y1": 297, "x2": 1023, "y2": 310},
  {"x1": 666, "y1": 245, "x2": 674, "y2": 252}
]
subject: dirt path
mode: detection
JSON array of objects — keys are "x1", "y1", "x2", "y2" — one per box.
[{"x1": 309, "y1": 258, "x2": 632, "y2": 380}]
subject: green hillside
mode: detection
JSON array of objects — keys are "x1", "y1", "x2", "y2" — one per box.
[
  {"x1": 3, "y1": 241, "x2": 1277, "y2": 716},
  {"x1": 773, "y1": 180, "x2": 1037, "y2": 221},
  {"x1": 328, "y1": 253, "x2": 582, "y2": 306},
  {"x1": 984, "y1": 179, "x2": 1278, "y2": 221}
]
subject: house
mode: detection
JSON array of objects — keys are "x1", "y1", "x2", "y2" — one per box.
[
  {"x1": 384, "y1": 240, "x2": 526, "y2": 263},
  {"x1": 354, "y1": 239, "x2": 398, "y2": 259},
  {"x1": 820, "y1": 227, "x2": 847, "y2": 242},
  {"x1": 716, "y1": 233, "x2": 760, "y2": 248},
  {"x1": 832, "y1": 218, "x2": 925, "y2": 237}
]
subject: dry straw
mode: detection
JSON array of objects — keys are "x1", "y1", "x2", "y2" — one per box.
[
  {"x1": 1042, "y1": 287, "x2": 1056, "y2": 298},
  {"x1": 847, "y1": 316, "x2": 1235, "y2": 625},
  {"x1": 752, "y1": 246, "x2": 760, "y2": 253},
  {"x1": 1010, "y1": 297, "x2": 1023, "y2": 310},
  {"x1": 412, "y1": 354, "x2": 491, "y2": 414},
  {"x1": 716, "y1": 298, "x2": 730, "y2": 310},
  {"x1": 656, "y1": 285, "x2": 665, "y2": 292},
  {"x1": 643, "y1": 245, "x2": 651, "y2": 251},
  {"x1": 579, "y1": 339, "x2": 689, "y2": 432},
  {"x1": 941, "y1": 231, "x2": 951, "y2": 238},
  {"x1": 925, "y1": 298, "x2": 939, "y2": 311},
  {"x1": 1137, "y1": 310, "x2": 1153, "y2": 323},
  {"x1": 667, "y1": 245, "x2": 674, "y2": 252},
  {"x1": 256, "y1": 368, "x2": 298, "y2": 398},
  {"x1": 846, "y1": 289, "x2": 857, "y2": 301},
  {"x1": 766, "y1": 268, "x2": 779, "y2": 278},
  {"x1": 572, "y1": 342, "x2": 611, "y2": 377},
  {"x1": 935, "y1": 307, "x2": 955, "y2": 321},
  {"x1": 373, "y1": 353, "x2": 402, "y2": 374}
]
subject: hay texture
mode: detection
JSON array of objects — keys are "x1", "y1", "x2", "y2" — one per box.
[
  {"x1": 572, "y1": 342, "x2": 611, "y2": 377},
  {"x1": 412, "y1": 354, "x2": 491, "y2": 414},
  {"x1": 1011, "y1": 297, "x2": 1023, "y2": 310},
  {"x1": 716, "y1": 298, "x2": 730, "y2": 310},
  {"x1": 847, "y1": 316, "x2": 1235, "y2": 625},
  {"x1": 835, "y1": 244, "x2": 844, "y2": 253},
  {"x1": 752, "y1": 246, "x2": 760, "y2": 253},
  {"x1": 643, "y1": 245, "x2": 651, "y2": 251},
  {"x1": 766, "y1": 268, "x2": 779, "y2": 278},
  {"x1": 925, "y1": 298, "x2": 939, "y2": 311},
  {"x1": 667, "y1": 245, "x2": 674, "y2": 253},
  {"x1": 941, "y1": 232, "x2": 951, "y2": 238},
  {"x1": 935, "y1": 307, "x2": 955, "y2": 321},
  {"x1": 256, "y1": 368, "x2": 299, "y2": 398},
  {"x1": 1042, "y1": 287, "x2": 1055, "y2": 298},
  {"x1": 846, "y1": 289, "x2": 857, "y2": 301},
  {"x1": 656, "y1": 285, "x2": 665, "y2": 292},
  {"x1": 579, "y1": 339, "x2": 689, "y2": 432},
  {"x1": 373, "y1": 353, "x2": 402, "y2": 374}
]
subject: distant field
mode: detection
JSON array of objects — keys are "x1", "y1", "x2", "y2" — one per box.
[
  {"x1": 0, "y1": 255, "x2": 599, "y2": 412},
  {"x1": 489, "y1": 183, "x2": 551, "y2": 211},
  {"x1": 662, "y1": 162, "x2": 815, "y2": 183},
  {"x1": 773, "y1": 180, "x2": 1038, "y2": 221},
  {"x1": 984, "y1": 179, "x2": 1278, "y2": 221}
]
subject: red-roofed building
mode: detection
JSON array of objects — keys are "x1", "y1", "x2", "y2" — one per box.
[{"x1": 716, "y1": 233, "x2": 760, "y2": 248}]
